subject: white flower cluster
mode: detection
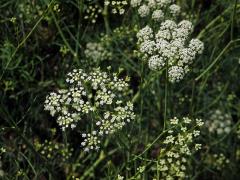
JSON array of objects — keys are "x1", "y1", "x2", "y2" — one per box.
[
  {"x1": 136, "y1": 20, "x2": 204, "y2": 83},
  {"x1": 131, "y1": 0, "x2": 181, "y2": 20},
  {"x1": 157, "y1": 117, "x2": 204, "y2": 179},
  {"x1": 84, "y1": 5, "x2": 102, "y2": 23},
  {"x1": 84, "y1": 42, "x2": 112, "y2": 62},
  {"x1": 104, "y1": 0, "x2": 128, "y2": 15},
  {"x1": 117, "y1": 174, "x2": 124, "y2": 180},
  {"x1": 152, "y1": 9, "x2": 164, "y2": 21},
  {"x1": 138, "y1": 4, "x2": 150, "y2": 17},
  {"x1": 84, "y1": 1, "x2": 128, "y2": 23},
  {"x1": 130, "y1": 0, "x2": 142, "y2": 7},
  {"x1": 169, "y1": 4, "x2": 181, "y2": 16},
  {"x1": 44, "y1": 68, "x2": 135, "y2": 152},
  {"x1": 205, "y1": 110, "x2": 232, "y2": 136}
]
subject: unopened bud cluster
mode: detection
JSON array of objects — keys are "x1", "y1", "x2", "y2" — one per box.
[
  {"x1": 204, "y1": 153, "x2": 230, "y2": 171},
  {"x1": 35, "y1": 140, "x2": 73, "y2": 162}
]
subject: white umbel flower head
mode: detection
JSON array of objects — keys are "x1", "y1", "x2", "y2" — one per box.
[
  {"x1": 160, "y1": 20, "x2": 177, "y2": 31},
  {"x1": 136, "y1": 18, "x2": 204, "y2": 83},
  {"x1": 137, "y1": 25, "x2": 153, "y2": 42},
  {"x1": 44, "y1": 68, "x2": 135, "y2": 151},
  {"x1": 156, "y1": 29, "x2": 172, "y2": 41},
  {"x1": 138, "y1": 4, "x2": 150, "y2": 17},
  {"x1": 130, "y1": 0, "x2": 142, "y2": 7},
  {"x1": 189, "y1": 39, "x2": 204, "y2": 55},
  {"x1": 147, "y1": 0, "x2": 157, "y2": 8},
  {"x1": 178, "y1": 20, "x2": 194, "y2": 33},
  {"x1": 169, "y1": 4, "x2": 181, "y2": 16},
  {"x1": 139, "y1": 40, "x2": 155, "y2": 54},
  {"x1": 156, "y1": 0, "x2": 172, "y2": 8},
  {"x1": 178, "y1": 48, "x2": 196, "y2": 66},
  {"x1": 168, "y1": 66, "x2": 185, "y2": 83},
  {"x1": 148, "y1": 55, "x2": 165, "y2": 70},
  {"x1": 152, "y1": 9, "x2": 164, "y2": 22}
]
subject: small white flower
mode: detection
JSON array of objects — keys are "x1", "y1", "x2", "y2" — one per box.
[
  {"x1": 104, "y1": 1, "x2": 110, "y2": 6},
  {"x1": 117, "y1": 174, "x2": 124, "y2": 180},
  {"x1": 196, "y1": 119, "x2": 204, "y2": 127},
  {"x1": 170, "y1": 117, "x2": 179, "y2": 124}
]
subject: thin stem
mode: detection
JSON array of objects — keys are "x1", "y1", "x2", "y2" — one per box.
[
  {"x1": 50, "y1": 9, "x2": 76, "y2": 57},
  {"x1": 231, "y1": 0, "x2": 238, "y2": 40},
  {"x1": 163, "y1": 62, "x2": 168, "y2": 130},
  {"x1": 195, "y1": 39, "x2": 240, "y2": 81},
  {"x1": 190, "y1": 80, "x2": 195, "y2": 117},
  {"x1": 197, "y1": 5, "x2": 239, "y2": 39},
  {"x1": 80, "y1": 149, "x2": 116, "y2": 180},
  {"x1": 102, "y1": 5, "x2": 110, "y2": 34},
  {"x1": 132, "y1": 126, "x2": 174, "y2": 162},
  {"x1": 80, "y1": 151, "x2": 105, "y2": 180},
  {"x1": 0, "y1": 0, "x2": 55, "y2": 81}
]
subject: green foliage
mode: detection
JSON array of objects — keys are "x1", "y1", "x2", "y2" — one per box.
[{"x1": 0, "y1": 0, "x2": 240, "y2": 179}]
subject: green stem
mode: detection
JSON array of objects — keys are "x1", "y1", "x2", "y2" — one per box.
[
  {"x1": 132, "y1": 70, "x2": 164, "y2": 103},
  {"x1": 132, "y1": 126, "x2": 175, "y2": 162},
  {"x1": 80, "y1": 151, "x2": 105, "y2": 180},
  {"x1": 102, "y1": 5, "x2": 110, "y2": 34},
  {"x1": 80, "y1": 149, "x2": 116, "y2": 180},
  {"x1": 231, "y1": 0, "x2": 238, "y2": 40},
  {"x1": 0, "y1": 0, "x2": 55, "y2": 81},
  {"x1": 195, "y1": 39, "x2": 240, "y2": 81},
  {"x1": 50, "y1": 8, "x2": 76, "y2": 57},
  {"x1": 190, "y1": 80, "x2": 195, "y2": 117},
  {"x1": 197, "y1": 4, "x2": 240, "y2": 39},
  {"x1": 163, "y1": 62, "x2": 168, "y2": 130}
]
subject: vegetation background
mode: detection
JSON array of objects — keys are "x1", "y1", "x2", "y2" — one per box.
[{"x1": 0, "y1": 0, "x2": 240, "y2": 179}]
